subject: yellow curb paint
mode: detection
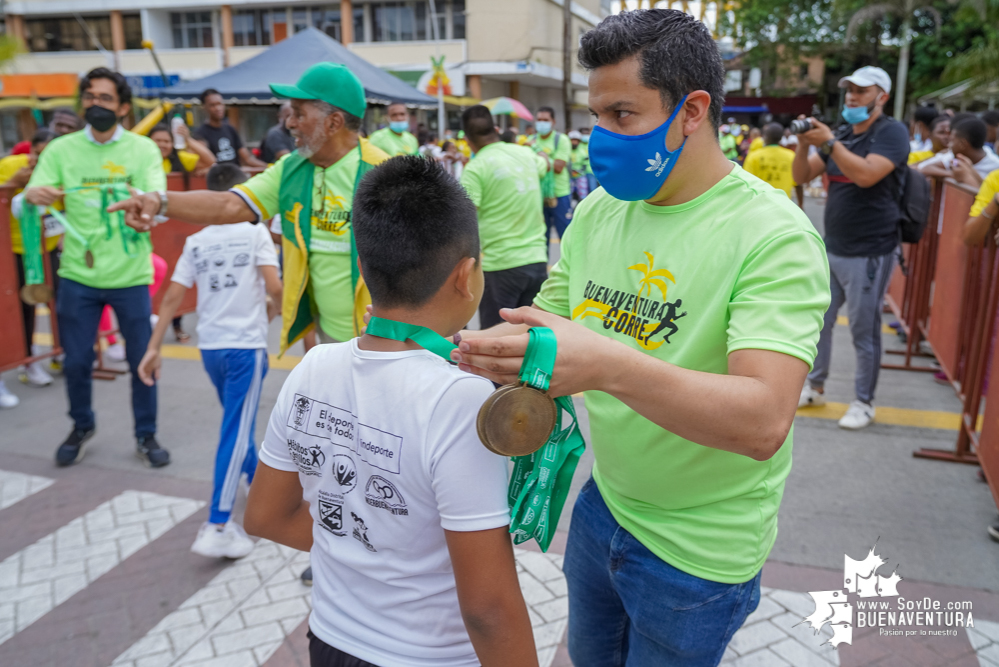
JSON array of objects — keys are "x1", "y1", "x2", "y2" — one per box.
[
  {"x1": 33, "y1": 332, "x2": 53, "y2": 346},
  {"x1": 837, "y1": 315, "x2": 896, "y2": 335},
  {"x1": 795, "y1": 401, "x2": 976, "y2": 430},
  {"x1": 159, "y1": 345, "x2": 304, "y2": 371}
]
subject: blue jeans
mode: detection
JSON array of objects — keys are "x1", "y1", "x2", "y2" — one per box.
[
  {"x1": 201, "y1": 348, "x2": 267, "y2": 524},
  {"x1": 543, "y1": 194, "x2": 573, "y2": 242},
  {"x1": 57, "y1": 278, "x2": 156, "y2": 438},
  {"x1": 565, "y1": 478, "x2": 761, "y2": 667}
]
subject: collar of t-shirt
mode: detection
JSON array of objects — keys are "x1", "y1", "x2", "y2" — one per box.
[{"x1": 84, "y1": 124, "x2": 124, "y2": 145}]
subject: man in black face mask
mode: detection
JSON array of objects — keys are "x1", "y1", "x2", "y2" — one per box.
[{"x1": 23, "y1": 67, "x2": 171, "y2": 469}]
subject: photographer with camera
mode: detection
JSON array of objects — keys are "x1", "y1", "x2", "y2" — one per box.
[{"x1": 791, "y1": 66, "x2": 910, "y2": 430}]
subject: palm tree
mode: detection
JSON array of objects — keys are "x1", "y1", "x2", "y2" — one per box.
[
  {"x1": 628, "y1": 251, "x2": 675, "y2": 313},
  {"x1": 843, "y1": 0, "x2": 942, "y2": 119}
]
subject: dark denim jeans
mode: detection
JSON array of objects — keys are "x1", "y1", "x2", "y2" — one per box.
[
  {"x1": 565, "y1": 478, "x2": 761, "y2": 667},
  {"x1": 57, "y1": 278, "x2": 156, "y2": 438}
]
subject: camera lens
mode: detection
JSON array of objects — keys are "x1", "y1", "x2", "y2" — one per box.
[{"x1": 790, "y1": 119, "x2": 813, "y2": 134}]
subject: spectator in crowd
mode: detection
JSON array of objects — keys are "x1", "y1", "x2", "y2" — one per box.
[
  {"x1": 793, "y1": 66, "x2": 910, "y2": 430},
  {"x1": 744, "y1": 122, "x2": 801, "y2": 207},
  {"x1": 719, "y1": 123, "x2": 739, "y2": 160},
  {"x1": 533, "y1": 105, "x2": 573, "y2": 242},
  {"x1": 500, "y1": 129, "x2": 517, "y2": 143},
  {"x1": 517, "y1": 123, "x2": 535, "y2": 145},
  {"x1": 439, "y1": 140, "x2": 467, "y2": 179},
  {"x1": 568, "y1": 130, "x2": 590, "y2": 201},
  {"x1": 910, "y1": 105, "x2": 939, "y2": 152},
  {"x1": 460, "y1": 104, "x2": 549, "y2": 328},
  {"x1": 780, "y1": 127, "x2": 799, "y2": 148},
  {"x1": 746, "y1": 126, "x2": 763, "y2": 155},
  {"x1": 50, "y1": 107, "x2": 84, "y2": 137},
  {"x1": 259, "y1": 101, "x2": 296, "y2": 164},
  {"x1": 909, "y1": 115, "x2": 950, "y2": 165},
  {"x1": 983, "y1": 110, "x2": 999, "y2": 154},
  {"x1": 0, "y1": 128, "x2": 58, "y2": 407},
  {"x1": 418, "y1": 132, "x2": 442, "y2": 159},
  {"x1": 368, "y1": 102, "x2": 419, "y2": 156},
  {"x1": 150, "y1": 122, "x2": 215, "y2": 176},
  {"x1": 23, "y1": 67, "x2": 170, "y2": 467},
  {"x1": 578, "y1": 126, "x2": 596, "y2": 193},
  {"x1": 922, "y1": 116, "x2": 999, "y2": 187},
  {"x1": 193, "y1": 89, "x2": 265, "y2": 168}
]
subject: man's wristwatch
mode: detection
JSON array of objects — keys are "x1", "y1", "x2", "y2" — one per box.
[
  {"x1": 820, "y1": 138, "x2": 837, "y2": 156},
  {"x1": 156, "y1": 190, "x2": 169, "y2": 217}
]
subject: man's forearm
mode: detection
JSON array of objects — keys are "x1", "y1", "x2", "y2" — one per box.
[
  {"x1": 827, "y1": 143, "x2": 888, "y2": 187},
  {"x1": 792, "y1": 145, "x2": 812, "y2": 184},
  {"x1": 149, "y1": 285, "x2": 185, "y2": 350},
  {"x1": 166, "y1": 190, "x2": 255, "y2": 225}
]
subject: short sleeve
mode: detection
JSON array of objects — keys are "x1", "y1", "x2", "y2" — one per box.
[
  {"x1": 26, "y1": 141, "x2": 61, "y2": 189},
  {"x1": 232, "y1": 156, "x2": 285, "y2": 221},
  {"x1": 135, "y1": 138, "x2": 168, "y2": 193},
  {"x1": 459, "y1": 164, "x2": 483, "y2": 208},
  {"x1": 533, "y1": 216, "x2": 575, "y2": 316},
  {"x1": 171, "y1": 239, "x2": 196, "y2": 288},
  {"x1": 269, "y1": 214, "x2": 282, "y2": 235},
  {"x1": 869, "y1": 121, "x2": 910, "y2": 167},
  {"x1": 228, "y1": 126, "x2": 244, "y2": 150},
  {"x1": 428, "y1": 378, "x2": 510, "y2": 532},
  {"x1": 727, "y1": 227, "x2": 831, "y2": 369},
  {"x1": 556, "y1": 135, "x2": 572, "y2": 162},
  {"x1": 259, "y1": 361, "x2": 305, "y2": 472},
  {"x1": 971, "y1": 171, "x2": 999, "y2": 217},
  {"x1": 178, "y1": 151, "x2": 200, "y2": 172},
  {"x1": 255, "y1": 223, "x2": 279, "y2": 267}
]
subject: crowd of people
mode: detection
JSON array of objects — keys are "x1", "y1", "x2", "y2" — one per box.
[{"x1": 2, "y1": 6, "x2": 999, "y2": 666}]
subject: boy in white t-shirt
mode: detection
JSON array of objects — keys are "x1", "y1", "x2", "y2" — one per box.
[
  {"x1": 139, "y1": 163, "x2": 282, "y2": 559},
  {"x1": 245, "y1": 157, "x2": 537, "y2": 667}
]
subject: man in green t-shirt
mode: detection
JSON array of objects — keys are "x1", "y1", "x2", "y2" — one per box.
[
  {"x1": 451, "y1": 9, "x2": 830, "y2": 665},
  {"x1": 720, "y1": 124, "x2": 739, "y2": 161},
  {"x1": 368, "y1": 102, "x2": 419, "y2": 156},
  {"x1": 568, "y1": 130, "x2": 590, "y2": 200},
  {"x1": 533, "y1": 106, "x2": 573, "y2": 244},
  {"x1": 25, "y1": 67, "x2": 169, "y2": 468},
  {"x1": 579, "y1": 126, "x2": 597, "y2": 194},
  {"x1": 459, "y1": 105, "x2": 550, "y2": 328}
]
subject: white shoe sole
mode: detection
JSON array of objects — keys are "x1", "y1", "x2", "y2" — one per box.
[{"x1": 838, "y1": 417, "x2": 874, "y2": 430}]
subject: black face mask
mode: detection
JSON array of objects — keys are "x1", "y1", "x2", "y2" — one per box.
[{"x1": 85, "y1": 105, "x2": 118, "y2": 132}]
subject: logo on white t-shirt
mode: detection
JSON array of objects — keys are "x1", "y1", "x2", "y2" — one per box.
[
  {"x1": 288, "y1": 438, "x2": 324, "y2": 477},
  {"x1": 331, "y1": 455, "x2": 357, "y2": 494},
  {"x1": 365, "y1": 475, "x2": 408, "y2": 516},
  {"x1": 292, "y1": 395, "x2": 312, "y2": 429},
  {"x1": 233, "y1": 252, "x2": 249, "y2": 267},
  {"x1": 351, "y1": 512, "x2": 377, "y2": 552},
  {"x1": 318, "y1": 492, "x2": 345, "y2": 536}
]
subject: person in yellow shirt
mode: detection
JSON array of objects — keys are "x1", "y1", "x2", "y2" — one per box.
[
  {"x1": 908, "y1": 115, "x2": 950, "y2": 165},
  {"x1": 743, "y1": 123, "x2": 802, "y2": 207},
  {"x1": 961, "y1": 167, "x2": 999, "y2": 245},
  {"x1": 0, "y1": 128, "x2": 59, "y2": 398},
  {"x1": 746, "y1": 127, "x2": 764, "y2": 155},
  {"x1": 149, "y1": 123, "x2": 215, "y2": 175}
]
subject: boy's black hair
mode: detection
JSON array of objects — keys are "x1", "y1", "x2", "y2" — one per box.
[
  {"x1": 578, "y1": 8, "x2": 725, "y2": 131},
  {"x1": 206, "y1": 163, "x2": 248, "y2": 191},
  {"x1": 762, "y1": 122, "x2": 783, "y2": 145},
  {"x1": 353, "y1": 156, "x2": 479, "y2": 308},
  {"x1": 31, "y1": 128, "x2": 55, "y2": 146},
  {"x1": 913, "y1": 105, "x2": 938, "y2": 127},
  {"x1": 200, "y1": 88, "x2": 222, "y2": 104},
  {"x1": 500, "y1": 129, "x2": 517, "y2": 143},
  {"x1": 80, "y1": 67, "x2": 132, "y2": 106},
  {"x1": 953, "y1": 116, "x2": 987, "y2": 150},
  {"x1": 929, "y1": 115, "x2": 950, "y2": 131},
  {"x1": 982, "y1": 110, "x2": 999, "y2": 128},
  {"x1": 536, "y1": 106, "x2": 556, "y2": 119},
  {"x1": 462, "y1": 105, "x2": 498, "y2": 144}
]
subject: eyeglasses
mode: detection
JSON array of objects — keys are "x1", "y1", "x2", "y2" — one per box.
[{"x1": 81, "y1": 93, "x2": 117, "y2": 104}]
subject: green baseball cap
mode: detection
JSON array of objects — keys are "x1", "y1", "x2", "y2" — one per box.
[{"x1": 270, "y1": 62, "x2": 367, "y2": 118}]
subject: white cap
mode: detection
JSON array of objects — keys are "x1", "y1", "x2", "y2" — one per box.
[
  {"x1": 727, "y1": 117, "x2": 736, "y2": 124},
  {"x1": 720, "y1": 124, "x2": 729, "y2": 133},
  {"x1": 568, "y1": 130, "x2": 582, "y2": 139},
  {"x1": 839, "y1": 66, "x2": 892, "y2": 95}
]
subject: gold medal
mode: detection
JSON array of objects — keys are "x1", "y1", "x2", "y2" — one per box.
[
  {"x1": 477, "y1": 384, "x2": 558, "y2": 457},
  {"x1": 20, "y1": 283, "x2": 54, "y2": 305},
  {"x1": 85, "y1": 250, "x2": 94, "y2": 268}
]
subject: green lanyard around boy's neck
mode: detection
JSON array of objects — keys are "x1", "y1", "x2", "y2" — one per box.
[{"x1": 365, "y1": 316, "x2": 457, "y2": 360}]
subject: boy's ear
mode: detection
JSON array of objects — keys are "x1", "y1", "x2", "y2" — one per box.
[{"x1": 453, "y1": 256, "x2": 478, "y2": 301}]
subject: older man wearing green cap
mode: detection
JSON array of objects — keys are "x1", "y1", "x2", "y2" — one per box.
[{"x1": 111, "y1": 62, "x2": 389, "y2": 351}]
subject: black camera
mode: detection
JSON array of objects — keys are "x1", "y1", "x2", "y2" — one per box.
[{"x1": 790, "y1": 119, "x2": 813, "y2": 134}]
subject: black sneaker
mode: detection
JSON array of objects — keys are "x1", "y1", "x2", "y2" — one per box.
[
  {"x1": 300, "y1": 566, "x2": 313, "y2": 586},
  {"x1": 136, "y1": 435, "x2": 171, "y2": 468},
  {"x1": 989, "y1": 522, "x2": 999, "y2": 544},
  {"x1": 55, "y1": 428, "x2": 95, "y2": 467}
]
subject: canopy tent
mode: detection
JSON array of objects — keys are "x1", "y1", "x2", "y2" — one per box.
[{"x1": 159, "y1": 28, "x2": 437, "y2": 109}]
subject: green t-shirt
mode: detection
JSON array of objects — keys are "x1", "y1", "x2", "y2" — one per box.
[
  {"x1": 534, "y1": 165, "x2": 830, "y2": 583},
  {"x1": 720, "y1": 133, "x2": 739, "y2": 160},
  {"x1": 570, "y1": 144, "x2": 589, "y2": 177},
  {"x1": 233, "y1": 150, "x2": 360, "y2": 342},
  {"x1": 27, "y1": 127, "x2": 166, "y2": 289},
  {"x1": 460, "y1": 142, "x2": 549, "y2": 272},
  {"x1": 535, "y1": 132, "x2": 572, "y2": 198},
  {"x1": 368, "y1": 128, "x2": 419, "y2": 157}
]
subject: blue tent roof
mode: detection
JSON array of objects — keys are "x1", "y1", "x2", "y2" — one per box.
[{"x1": 161, "y1": 28, "x2": 437, "y2": 108}]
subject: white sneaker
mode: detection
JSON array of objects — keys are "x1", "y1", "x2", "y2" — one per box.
[
  {"x1": 0, "y1": 380, "x2": 19, "y2": 408},
  {"x1": 105, "y1": 342, "x2": 126, "y2": 362},
  {"x1": 839, "y1": 400, "x2": 875, "y2": 430},
  {"x1": 191, "y1": 521, "x2": 255, "y2": 559},
  {"x1": 150, "y1": 313, "x2": 159, "y2": 329},
  {"x1": 798, "y1": 385, "x2": 826, "y2": 408},
  {"x1": 20, "y1": 362, "x2": 53, "y2": 386}
]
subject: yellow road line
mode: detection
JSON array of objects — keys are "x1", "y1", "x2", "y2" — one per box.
[{"x1": 158, "y1": 345, "x2": 303, "y2": 371}]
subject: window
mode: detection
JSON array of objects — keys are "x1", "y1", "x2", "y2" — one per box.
[
  {"x1": 369, "y1": 1, "x2": 463, "y2": 42},
  {"x1": 26, "y1": 16, "x2": 113, "y2": 52},
  {"x1": 293, "y1": 8, "x2": 309, "y2": 33},
  {"x1": 171, "y1": 12, "x2": 214, "y2": 48},
  {"x1": 123, "y1": 14, "x2": 143, "y2": 49},
  {"x1": 233, "y1": 10, "x2": 259, "y2": 46},
  {"x1": 451, "y1": 0, "x2": 465, "y2": 39}
]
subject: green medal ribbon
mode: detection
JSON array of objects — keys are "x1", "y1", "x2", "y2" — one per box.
[
  {"x1": 19, "y1": 200, "x2": 46, "y2": 288},
  {"x1": 365, "y1": 316, "x2": 457, "y2": 360},
  {"x1": 507, "y1": 327, "x2": 585, "y2": 552}
]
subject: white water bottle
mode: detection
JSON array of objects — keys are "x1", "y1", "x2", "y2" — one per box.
[{"x1": 171, "y1": 115, "x2": 186, "y2": 150}]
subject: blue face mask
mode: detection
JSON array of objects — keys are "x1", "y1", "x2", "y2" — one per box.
[
  {"x1": 389, "y1": 120, "x2": 408, "y2": 133},
  {"x1": 536, "y1": 120, "x2": 553, "y2": 136},
  {"x1": 580, "y1": 134, "x2": 590, "y2": 144},
  {"x1": 589, "y1": 95, "x2": 688, "y2": 202},
  {"x1": 841, "y1": 100, "x2": 875, "y2": 125}
]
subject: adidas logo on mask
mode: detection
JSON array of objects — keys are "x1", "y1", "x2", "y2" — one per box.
[{"x1": 646, "y1": 152, "x2": 668, "y2": 177}]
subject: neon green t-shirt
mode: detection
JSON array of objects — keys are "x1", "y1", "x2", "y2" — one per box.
[
  {"x1": 233, "y1": 150, "x2": 360, "y2": 342},
  {"x1": 535, "y1": 132, "x2": 572, "y2": 198},
  {"x1": 534, "y1": 165, "x2": 830, "y2": 584},
  {"x1": 570, "y1": 143, "x2": 590, "y2": 178},
  {"x1": 460, "y1": 142, "x2": 549, "y2": 272},
  {"x1": 368, "y1": 128, "x2": 419, "y2": 157},
  {"x1": 27, "y1": 127, "x2": 165, "y2": 289},
  {"x1": 720, "y1": 133, "x2": 739, "y2": 160}
]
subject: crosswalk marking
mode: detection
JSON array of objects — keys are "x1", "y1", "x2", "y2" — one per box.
[
  {"x1": 0, "y1": 469, "x2": 54, "y2": 511},
  {"x1": 0, "y1": 490, "x2": 203, "y2": 647},
  {"x1": 968, "y1": 619, "x2": 999, "y2": 666}
]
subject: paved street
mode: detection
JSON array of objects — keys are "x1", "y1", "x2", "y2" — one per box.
[{"x1": 1, "y1": 196, "x2": 998, "y2": 666}]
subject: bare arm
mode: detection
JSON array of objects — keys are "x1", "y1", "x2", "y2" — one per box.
[
  {"x1": 108, "y1": 189, "x2": 256, "y2": 232},
  {"x1": 792, "y1": 141, "x2": 825, "y2": 184},
  {"x1": 245, "y1": 463, "x2": 313, "y2": 551},
  {"x1": 137, "y1": 281, "x2": 187, "y2": 386},
  {"x1": 176, "y1": 124, "x2": 216, "y2": 172},
  {"x1": 260, "y1": 264, "x2": 282, "y2": 321},
  {"x1": 446, "y1": 527, "x2": 538, "y2": 667},
  {"x1": 239, "y1": 146, "x2": 266, "y2": 168},
  {"x1": 553, "y1": 159, "x2": 567, "y2": 175},
  {"x1": 963, "y1": 194, "x2": 998, "y2": 245}
]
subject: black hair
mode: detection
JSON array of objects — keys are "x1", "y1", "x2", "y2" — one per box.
[
  {"x1": 441, "y1": 140, "x2": 455, "y2": 151},
  {"x1": 578, "y1": 8, "x2": 725, "y2": 130},
  {"x1": 951, "y1": 111, "x2": 976, "y2": 126},
  {"x1": 31, "y1": 128, "x2": 55, "y2": 146},
  {"x1": 953, "y1": 116, "x2": 987, "y2": 150},
  {"x1": 462, "y1": 105, "x2": 498, "y2": 144},
  {"x1": 200, "y1": 88, "x2": 222, "y2": 105},
  {"x1": 206, "y1": 163, "x2": 248, "y2": 191},
  {"x1": 500, "y1": 129, "x2": 517, "y2": 143},
  {"x1": 762, "y1": 122, "x2": 783, "y2": 145},
  {"x1": 80, "y1": 67, "x2": 132, "y2": 106},
  {"x1": 536, "y1": 106, "x2": 556, "y2": 120},
  {"x1": 929, "y1": 115, "x2": 950, "y2": 131},
  {"x1": 913, "y1": 105, "x2": 938, "y2": 127},
  {"x1": 983, "y1": 110, "x2": 999, "y2": 128},
  {"x1": 353, "y1": 156, "x2": 479, "y2": 308},
  {"x1": 150, "y1": 123, "x2": 190, "y2": 173},
  {"x1": 387, "y1": 101, "x2": 408, "y2": 110}
]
